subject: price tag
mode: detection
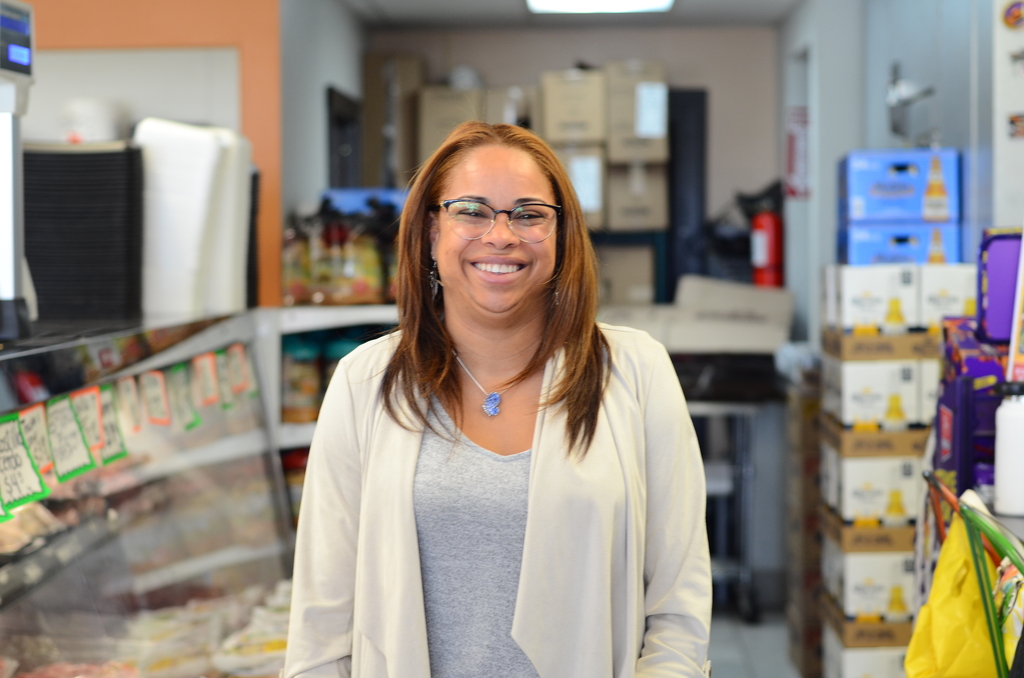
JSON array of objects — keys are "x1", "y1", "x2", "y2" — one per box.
[
  {"x1": 0, "y1": 413, "x2": 49, "y2": 510},
  {"x1": 192, "y1": 353, "x2": 220, "y2": 407},
  {"x1": 216, "y1": 350, "x2": 235, "y2": 410},
  {"x1": 99, "y1": 384, "x2": 127, "y2": 464},
  {"x1": 168, "y1": 364, "x2": 202, "y2": 431},
  {"x1": 227, "y1": 343, "x2": 251, "y2": 394},
  {"x1": 47, "y1": 395, "x2": 96, "y2": 483},
  {"x1": 70, "y1": 386, "x2": 106, "y2": 454},
  {"x1": 18, "y1": 403, "x2": 52, "y2": 473},
  {"x1": 245, "y1": 350, "x2": 260, "y2": 398},
  {"x1": 139, "y1": 371, "x2": 172, "y2": 426},
  {"x1": 116, "y1": 376, "x2": 143, "y2": 434}
]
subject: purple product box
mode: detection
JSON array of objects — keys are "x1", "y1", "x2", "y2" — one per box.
[
  {"x1": 934, "y1": 317, "x2": 1008, "y2": 494},
  {"x1": 977, "y1": 228, "x2": 1021, "y2": 344}
]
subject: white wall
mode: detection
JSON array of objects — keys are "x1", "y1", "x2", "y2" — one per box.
[
  {"x1": 862, "y1": 0, "x2": 993, "y2": 262},
  {"x1": 780, "y1": 0, "x2": 865, "y2": 343},
  {"x1": 22, "y1": 48, "x2": 240, "y2": 142},
  {"x1": 368, "y1": 26, "x2": 780, "y2": 219},
  {"x1": 280, "y1": 0, "x2": 364, "y2": 214}
]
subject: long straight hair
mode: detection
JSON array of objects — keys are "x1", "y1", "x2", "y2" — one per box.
[{"x1": 381, "y1": 122, "x2": 609, "y2": 456}]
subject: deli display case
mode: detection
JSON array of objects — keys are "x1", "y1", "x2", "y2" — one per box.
[{"x1": 0, "y1": 313, "x2": 296, "y2": 677}]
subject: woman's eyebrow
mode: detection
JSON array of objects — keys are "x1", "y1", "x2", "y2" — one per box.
[
  {"x1": 455, "y1": 195, "x2": 490, "y2": 203},
  {"x1": 514, "y1": 197, "x2": 548, "y2": 205}
]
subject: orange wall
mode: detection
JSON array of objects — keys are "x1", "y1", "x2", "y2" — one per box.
[{"x1": 33, "y1": 0, "x2": 282, "y2": 306}]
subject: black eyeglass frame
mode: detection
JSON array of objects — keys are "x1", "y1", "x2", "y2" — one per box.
[{"x1": 430, "y1": 199, "x2": 563, "y2": 243}]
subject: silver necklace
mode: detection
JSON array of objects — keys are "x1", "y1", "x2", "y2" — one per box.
[{"x1": 454, "y1": 354, "x2": 511, "y2": 417}]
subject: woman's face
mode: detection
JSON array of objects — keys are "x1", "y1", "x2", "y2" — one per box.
[{"x1": 429, "y1": 144, "x2": 558, "y2": 324}]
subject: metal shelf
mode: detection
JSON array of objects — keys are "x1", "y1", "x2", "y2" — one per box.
[
  {"x1": 95, "y1": 429, "x2": 271, "y2": 496},
  {"x1": 109, "y1": 542, "x2": 287, "y2": 596},
  {"x1": 278, "y1": 305, "x2": 398, "y2": 334},
  {"x1": 0, "y1": 518, "x2": 118, "y2": 611},
  {"x1": 279, "y1": 422, "x2": 317, "y2": 449}
]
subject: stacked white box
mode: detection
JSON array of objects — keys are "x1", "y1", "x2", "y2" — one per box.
[
  {"x1": 820, "y1": 444, "x2": 921, "y2": 525},
  {"x1": 836, "y1": 265, "x2": 919, "y2": 332},
  {"x1": 822, "y1": 537, "x2": 915, "y2": 621},
  {"x1": 918, "y1": 263, "x2": 977, "y2": 329},
  {"x1": 823, "y1": 625, "x2": 907, "y2": 678},
  {"x1": 822, "y1": 356, "x2": 921, "y2": 428}
]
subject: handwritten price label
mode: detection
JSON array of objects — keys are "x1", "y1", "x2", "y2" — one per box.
[
  {"x1": 168, "y1": 364, "x2": 202, "y2": 431},
  {"x1": 0, "y1": 413, "x2": 48, "y2": 509},
  {"x1": 227, "y1": 343, "x2": 251, "y2": 394},
  {"x1": 46, "y1": 395, "x2": 96, "y2": 483},
  {"x1": 139, "y1": 371, "x2": 171, "y2": 426},
  {"x1": 18, "y1": 403, "x2": 52, "y2": 473},
  {"x1": 99, "y1": 384, "x2": 127, "y2": 464},
  {"x1": 192, "y1": 353, "x2": 220, "y2": 407},
  {"x1": 71, "y1": 386, "x2": 106, "y2": 453},
  {"x1": 116, "y1": 376, "x2": 143, "y2": 434},
  {"x1": 216, "y1": 350, "x2": 235, "y2": 410}
]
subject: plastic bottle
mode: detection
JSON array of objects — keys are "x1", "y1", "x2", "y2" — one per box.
[{"x1": 994, "y1": 382, "x2": 1024, "y2": 516}]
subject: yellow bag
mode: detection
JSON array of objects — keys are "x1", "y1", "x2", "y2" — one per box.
[{"x1": 905, "y1": 514, "x2": 999, "y2": 677}]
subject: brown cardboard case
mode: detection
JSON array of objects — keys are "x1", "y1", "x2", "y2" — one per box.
[
  {"x1": 606, "y1": 60, "x2": 669, "y2": 163},
  {"x1": 541, "y1": 69, "x2": 607, "y2": 144},
  {"x1": 417, "y1": 87, "x2": 483, "y2": 164},
  {"x1": 596, "y1": 245, "x2": 654, "y2": 305},
  {"x1": 606, "y1": 163, "x2": 668, "y2": 232},
  {"x1": 553, "y1": 144, "x2": 606, "y2": 230}
]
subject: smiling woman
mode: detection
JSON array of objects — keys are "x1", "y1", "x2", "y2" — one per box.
[{"x1": 284, "y1": 122, "x2": 712, "y2": 678}]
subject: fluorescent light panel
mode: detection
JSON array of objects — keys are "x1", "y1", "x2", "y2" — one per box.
[{"x1": 527, "y1": 0, "x2": 674, "y2": 13}]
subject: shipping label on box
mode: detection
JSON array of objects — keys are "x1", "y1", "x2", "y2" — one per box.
[
  {"x1": 606, "y1": 60, "x2": 668, "y2": 163},
  {"x1": 823, "y1": 625, "x2": 907, "y2": 678},
  {"x1": 418, "y1": 86, "x2": 483, "y2": 164},
  {"x1": 839, "y1": 148, "x2": 960, "y2": 224},
  {"x1": 823, "y1": 535, "x2": 915, "y2": 621},
  {"x1": 841, "y1": 223, "x2": 961, "y2": 265},
  {"x1": 919, "y1": 263, "x2": 977, "y2": 328},
  {"x1": 837, "y1": 264, "x2": 919, "y2": 331},
  {"x1": 823, "y1": 356, "x2": 921, "y2": 428},
  {"x1": 541, "y1": 69, "x2": 607, "y2": 144},
  {"x1": 606, "y1": 163, "x2": 668, "y2": 231},
  {"x1": 554, "y1": 144, "x2": 606, "y2": 229}
]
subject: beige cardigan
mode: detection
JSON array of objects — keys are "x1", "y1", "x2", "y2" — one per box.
[{"x1": 283, "y1": 324, "x2": 711, "y2": 678}]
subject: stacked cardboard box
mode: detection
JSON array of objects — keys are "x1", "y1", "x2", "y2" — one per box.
[
  {"x1": 786, "y1": 372, "x2": 823, "y2": 678},
  {"x1": 817, "y1": 328, "x2": 933, "y2": 677},
  {"x1": 837, "y1": 149, "x2": 962, "y2": 265}
]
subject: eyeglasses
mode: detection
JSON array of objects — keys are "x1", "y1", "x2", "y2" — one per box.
[{"x1": 432, "y1": 199, "x2": 561, "y2": 243}]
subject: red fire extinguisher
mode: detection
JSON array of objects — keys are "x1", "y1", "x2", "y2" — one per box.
[{"x1": 751, "y1": 209, "x2": 784, "y2": 287}]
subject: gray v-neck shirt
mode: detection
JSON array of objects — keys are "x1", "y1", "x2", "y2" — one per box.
[{"x1": 413, "y1": 408, "x2": 540, "y2": 678}]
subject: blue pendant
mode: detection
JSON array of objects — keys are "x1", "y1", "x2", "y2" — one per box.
[{"x1": 483, "y1": 392, "x2": 501, "y2": 416}]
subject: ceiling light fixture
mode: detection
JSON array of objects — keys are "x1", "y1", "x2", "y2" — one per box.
[{"x1": 526, "y1": 0, "x2": 674, "y2": 13}]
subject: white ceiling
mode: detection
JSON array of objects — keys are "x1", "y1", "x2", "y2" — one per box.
[{"x1": 343, "y1": 0, "x2": 802, "y2": 28}]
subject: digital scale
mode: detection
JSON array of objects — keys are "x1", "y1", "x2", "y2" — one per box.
[{"x1": 0, "y1": 0, "x2": 32, "y2": 340}]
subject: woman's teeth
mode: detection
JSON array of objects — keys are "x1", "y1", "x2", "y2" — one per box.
[{"x1": 474, "y1": 263, "x2": 522, "y2": 274}]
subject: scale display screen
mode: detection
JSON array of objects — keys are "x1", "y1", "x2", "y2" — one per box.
[{"x1": 0, "y1": 3, "x2": 30, "y2": 75}]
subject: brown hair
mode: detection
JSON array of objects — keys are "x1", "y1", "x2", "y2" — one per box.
[{"x1": 381, "y1": 121, "x2": 609, "y2": 455}]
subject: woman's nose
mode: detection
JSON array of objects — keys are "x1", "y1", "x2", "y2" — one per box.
[{"x1": 483, "y1": 212, "x2": 519, "y2": 246}]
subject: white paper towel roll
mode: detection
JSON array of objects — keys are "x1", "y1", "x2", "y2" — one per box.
[
  {"x1": 200, "y1": 128, "x2": 252, "y2": 316},
  {"x1": 995, "y1": 396, "x2": 1024, "y2": 516},
  {"x1": 134, "y1": 118, "x2": 224, "y2": 323}
]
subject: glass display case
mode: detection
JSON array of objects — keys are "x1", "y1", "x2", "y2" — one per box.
[{"x1": 0, "y1": 314, "x2": 294, "y2": 678}]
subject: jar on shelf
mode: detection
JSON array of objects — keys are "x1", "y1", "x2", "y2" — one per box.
[
  {"x1": 281, "y1": 335, "x2": 321, "y2": 423},
  {"x1": 281, "y1": 222, "x2": 310, "y2": 306}
]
